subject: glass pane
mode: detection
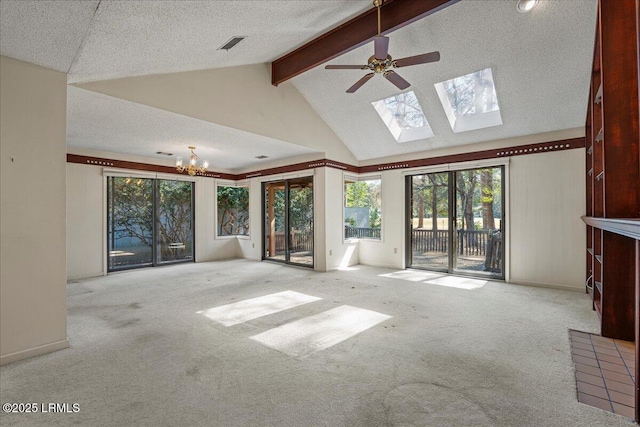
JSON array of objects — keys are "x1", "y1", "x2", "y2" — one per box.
[
  {"x1": 107, "y1": 177, "x2": 153, "y2": 271},
  {"x1": 264, "y1": 182, "x2": 286, "y2": 261},
  {"x1": 344, "y1": 179, "x2": 382, "y2": 240},
  {"x1": 156, "y1": 180, "x2": 194, "y2": 264},
  {"x1": 410, "y1": 173, "x2": 449, "y2": 270},
  {"x1": 371, "y1": 91, "x2": 434, "y2": 143},
  {"x1": 434, "y1": 68, "x2": 503, "y2": 133},
  {"x1": 217, "y1": 186, "x2": 249, "y2": 236},
  {"x1": 454, "y1": 167, "x2": 503, "y2": 277},
  {"x1": 288, "y1": 177, "x2": 313, "y2": 266}
]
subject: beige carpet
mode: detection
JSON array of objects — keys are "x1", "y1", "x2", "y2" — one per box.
[{"x1": 0, "y1": 259, "x2": 632, "y2": 426}]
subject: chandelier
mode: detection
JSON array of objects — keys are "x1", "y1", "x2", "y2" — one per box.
[{"x1": 176, "y1": 146, "x2": 209, "y2": 176}]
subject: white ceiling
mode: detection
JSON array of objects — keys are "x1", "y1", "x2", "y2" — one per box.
[
  {"x1": 67, "y1": 86, "x2": 319, "y2": 170},
  {"x1": 1, "y1": 0, "x2": 597, "y2": 166},
  {"x1": 1, "y1": 0, "x2": 370, "y2": 83},
  {"x1": 292, "y1": 0, "x2": 597, "y2": 161}
]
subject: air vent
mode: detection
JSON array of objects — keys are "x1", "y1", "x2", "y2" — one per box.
[
  {"x1": 218, "y1": 37, "x2": 245, "y2": 51},
  {"x1": 156, "y1": 151, "x2": 173, "y2": 156},
  {"x1": 255, "y1": 155, "x2": 268, "y2": 160}
]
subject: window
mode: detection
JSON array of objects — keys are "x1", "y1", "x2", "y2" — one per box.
[
  {"x1": 217, "y1": 184, "x2": 249, "y2": 237},
  {"x1": 371, "y1": 90, "x2": 434, "y2": 143},
  {"x1": 434, "y1": 68, "x2": 502, "y2": 133},
  {"x1": 107, "y1": 177, "x2": 194, "y2": 271},
  {"x1": 344, "y1": 177, "x2": 382, "y2": 240}
]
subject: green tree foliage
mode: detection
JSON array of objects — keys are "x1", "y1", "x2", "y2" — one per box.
[
  {"x1": 157, "y1": 180, "x2": 193, "y2": 255},
  {"x1": 345, "y1": 179, "x2": 381, "y2": 229},
  {"x1": 110, "y1": 177, "x2": 153, "y2": 246},
  {"x1": 217, "y1": 186, "x2": 249, "y2": 236},
  {"x1": 109, "y1": 177, "x2": 193, "y2": 261},
  {"x1": 345, "y1": 181, "x2": 370, "y2": 207},
  {"x1": 288, "y1": 185, "x2": 313, "y2": 231}
]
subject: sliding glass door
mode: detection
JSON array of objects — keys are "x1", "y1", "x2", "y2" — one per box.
[
  {"x1": 263, "y1": 177, "x2": 314, "y2": 267},
  {"x1": 453, "y1": 168, "x2": 503, "y2": 275},
  {"x1": 407, "y1": 166, "x2": 504, "y2": 279},
  {"x1": 409, "y1": 172, "x2": 450, "y2": 271},
  {"x1": 108, "y1": 177, "x2": 194, "y2": 271},
  {"x1": 155, "y1": 180, "x2": 195, "y2": 265}
]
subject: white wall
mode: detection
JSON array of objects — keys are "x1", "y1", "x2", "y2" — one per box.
[
  {"x1": 358, "y1": 171, "x2": 405, "y2": 269},
  {"x1": 1, "y1": 56, "x2": 69, "y2": 364},
  {"x1": 237, "y1": 178, "x2": 263, "y2": 261},
  {"x1": 353, "y1": 148, "x2": 586, "y2": 290},
  {"x1": 324, "y1": 167, "x2": 359, "y2": 270},
  {"x1": 509, "y1": 149, "x2": 585, "y2": 290},
  {"x1": 67, "y1": 163, "x2": 104, "y2": 279},
  {"x1": 67, "y1": 140, "x2": 586, "y2": 289},
  {"x1": 66, "y1": 158, "x2": 243, "y2": 279}
]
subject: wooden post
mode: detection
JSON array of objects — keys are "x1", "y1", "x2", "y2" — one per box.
[
  {"x1": 268, "y1": 186, "x2": 276, "y2": 257},
  {"x1": 635, "y1": 239, "x2": 639, "y2": 423}
]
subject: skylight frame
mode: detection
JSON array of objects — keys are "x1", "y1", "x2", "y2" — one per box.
[
  {"x1": 434, "y1": 68, "x2": 503, "y2": 133},
  {"x1": 371, "y1": 90, "x2": 434, "y2": 143}
]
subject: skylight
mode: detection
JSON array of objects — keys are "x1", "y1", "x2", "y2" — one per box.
[
  {"x1": 434, "y1": 68, "x2": 503, "y2": 133},
  {"x1": 371, "y1": 91, "x2": 434, "y2": 143}
]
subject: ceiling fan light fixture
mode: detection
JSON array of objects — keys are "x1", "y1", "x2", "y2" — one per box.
[
  {"x1": 516, "y1": 0, "x2": 538, "y2": 13},
  {"x1": 324, "y1": 0, "x2": 440, "y2": 93}
]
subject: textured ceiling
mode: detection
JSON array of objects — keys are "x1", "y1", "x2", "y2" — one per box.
[
  {"x1": 292, "y1": 0, "x2": 597, "y2": 161},
  {"x1": 1, "y1": 0, "x2": 597, "y2": 165},
  {"x1": 1, "y1": 0, "x2": 370, "y2": 83},
  {"x1": 0, "y1": 0, "x2": 99, "y2": 73},
  {"x1": 67, "y1": 86, "x2": 319, "y2": 171}
]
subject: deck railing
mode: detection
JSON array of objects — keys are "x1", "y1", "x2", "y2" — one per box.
[
  {"x1": 268, "y1": 230, "x2": 313, "y2": 252},
  {"x1": 345, "y1": 226, "x2": 381, "y2": 239}
]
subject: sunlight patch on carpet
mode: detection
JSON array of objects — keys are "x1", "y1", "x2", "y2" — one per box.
[
  {"x1": 250, "y1": 305, "x2": 391, "y2": 358},
  {"x1": 380, "y1": 270, "x2": 487, "y2": 290},
  {"x1": 425, "y1": 276, "x2": 487, "y2": 290},
  {"x1": 197, "y1": 291, "x2": 321, "y2": 326},
  {"x1": 379, "y1": 270, "x2": 445, "y2": 282}
]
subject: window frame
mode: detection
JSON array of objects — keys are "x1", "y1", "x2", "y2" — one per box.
[
  {"x1": 106, "y1": 175, "x2": 195, "y2": 272},
  {"x1": 215, "y1": 179, "x2": 251, "y2": 240},
  {"x1": 434, "y1": 67, "x2": 503, "y2": 133},
  {"x1": 343, "y1": 173, "x2": 383, "y2": 243}
]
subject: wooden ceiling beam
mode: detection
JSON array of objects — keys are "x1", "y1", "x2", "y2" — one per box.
[{"x1": 271, "y1": 0, "x2": 460, "y2": 86}]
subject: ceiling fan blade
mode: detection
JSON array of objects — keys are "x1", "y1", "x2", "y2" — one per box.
[
  {"x1": 346, "y1": 73, "x2": 375, "y2": 93},
  {"x1": 374, "y1": 36, "x2": 389, "y2": 60},
  {"x1": 384, "y1": 70, "x2": 411, "y2": 90},
  {"x1": 325, "y1": 64, "x2": 367, "y2": 70},
  {"x1": 394, "y1": 51, "x2": 441, "y2": 68}
]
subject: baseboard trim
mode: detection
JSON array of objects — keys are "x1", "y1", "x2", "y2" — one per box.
[
  {"x1": 1, "y1": 339, "x2": 69, "y2": 366},
  {"x1": 508, "y1": 279, "x2": 584, "y2": 292}
]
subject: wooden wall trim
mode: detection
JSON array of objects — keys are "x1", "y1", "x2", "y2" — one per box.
[
  {"x1": 271, "y1": 0, "x2": 459, "y2": 86},
  {"x1": 66, "y1": 154, "x2": 238, "y2": 180},
  {"x1": 67, "y1": 137, "x2": 585, "y2": 181},
  {"x1": 237, "y1": 158, "x2": 359, "y2": 180},
  {"x1": 359, "y1": 137, "x2": 585, "y2": 173}
]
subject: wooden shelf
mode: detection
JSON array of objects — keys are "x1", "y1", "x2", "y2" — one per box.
[
  {"x1": 584, "y1": 0, "x2": 639, "y2": 338},
  {"x1": 594, "y1": 280, "x2": 602, "y2": 293},
  {"x1": 595, "y1": 128, "x2": 603, "y2": 142},
  {"x1": 583, "y1": 1, "x2": 639, "y2": 421},
  {"x1": 594, "y1": 83, "x2": 603, "y2": 104}
]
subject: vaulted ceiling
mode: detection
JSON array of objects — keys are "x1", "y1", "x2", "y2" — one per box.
[{"x1": 0, "y1": 0, "x2": 596, "y2": 170}]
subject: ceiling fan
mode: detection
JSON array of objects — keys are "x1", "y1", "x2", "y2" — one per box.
[{"x1": 325, "y1": 0, "x2": 440, "y2": 93}]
